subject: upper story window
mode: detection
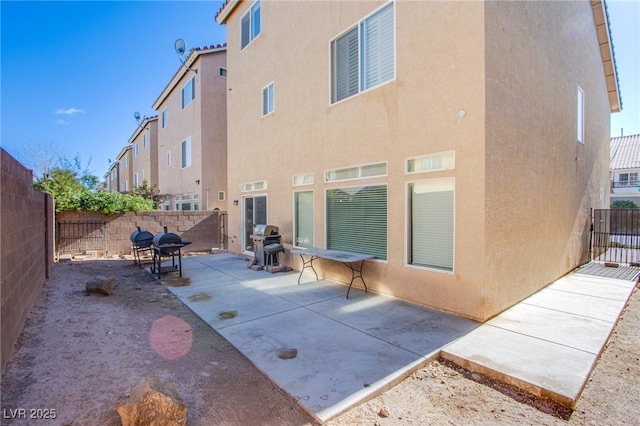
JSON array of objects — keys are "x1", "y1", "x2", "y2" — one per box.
[
  {"x1": 143, "y1": 133, "x2": 148, "y2": 148},
  {"x1": 181, "y1": 137, "x2": 192, "y2": 168},
  {"x1": 577, "y1": 86, "x2": 585, "y2": 143},
  {"x1": 124, "y1": 156, "x2": 129, "y2": 167},
  {"x1": 241, "y1": 0, "x2": 261, "y2": 49},
  {"x1": 167, "y1": 151, "x2": 171, "y2": 166},
  {"x1": 331, "y1": 2, "x2": 395, "y2": 103},
  {"x1": 162, "y1": 108, "x2": 168, "y2": 128},
  {"x1": 133, "y1": 143, "x2": 138, "y2": 157},
  {"x1": 262, "y1": 82, "x2": 275, "y2": 116},
  {"x1": 182, "y1": 76, "x2": 196, "y2": 109}
]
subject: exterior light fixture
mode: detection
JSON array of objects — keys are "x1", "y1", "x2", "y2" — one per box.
[
  {"x1": 195, "y1": 179, "x2": 201, "y2": 185},
  {"x1": 175, "y1": 39, "x2": 198, "y2": 74}
]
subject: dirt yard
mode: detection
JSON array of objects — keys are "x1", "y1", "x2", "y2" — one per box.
[{"x1": 1, "y1": 258, "x2": 639, "y2": 425}]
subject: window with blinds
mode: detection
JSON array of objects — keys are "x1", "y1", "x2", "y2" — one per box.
[
  {"x1": 331, "y1": 2, "x2": 394, "y2": 103},
  {"x1": 262, "y1": 82, "x2": 275, "y2": 116},
  {"x1": 326, "y1": 185, "x2": 387, "y2": 259},
  {"x1": 294, "y1": 191, "x2": 314, "y2": 248},
  {"x1": 241, "y1": 0, "x2": 261, "y2": 49},
  {"x1": 408, "y1": 179, "x2": 454, "y2": 271}
]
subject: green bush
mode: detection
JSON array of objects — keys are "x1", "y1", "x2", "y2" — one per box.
[{"x1": 611, "y1": 200, "x2": 639, "y2": 209}]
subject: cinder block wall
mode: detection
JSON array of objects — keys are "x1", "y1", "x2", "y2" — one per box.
[
  {"x1": 57, "y1": 210, "x2": 225, "y2": 256},
  {"x1": 1, "y1": 149, "x2": 54, "y2": 372}
]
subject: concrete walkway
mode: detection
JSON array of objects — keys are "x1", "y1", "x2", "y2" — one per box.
[
  {"x1": 442, "y1": 262, "x2": 639, "y2": 409},
  {"x1": 159, "y1": 254, "x2": 638, "y2": 422}
]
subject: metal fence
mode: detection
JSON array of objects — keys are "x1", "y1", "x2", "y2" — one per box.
[
  {"x1": 56, "y1": 221, "x2": 107, "y2": 257},
  {"x1": 590, "y1": 209, "x2": 640, "y2": 265}
]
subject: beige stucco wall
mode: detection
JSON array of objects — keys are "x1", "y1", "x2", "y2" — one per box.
[
  {"x1": 482, "y1": 0, "x2": 611, "y2": 319},
  {"x1": 155, "y1": 50, "x2": 228, "y2": 211},
  {"x1": 222, "y1": 0, "x2": 611, "y2": 321}
]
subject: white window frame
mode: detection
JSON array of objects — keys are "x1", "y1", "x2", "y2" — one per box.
[
  {"x1": 167, "y1": 151, "x2": 171, "y2": 166},
  {"x1": 406, "y1": 178, "x2": 455, "y2": 273},
  {"x1": 325, "y1": 161, "x2": 387, "y2": 183},
  {"x1": 292, "y1": 172, "x2": 314, "y2": 186},
  {"x1": 241, "y1": 0, "x2": 261, "y2": 50},
  {"x1": 133, "y1": 143, "x2": 138, "y2": 157},
  {"x1": 330, "y1": 1, "x2": 395, "y2": 104},
  {"x1": 134, "y1": 173, "x2": 139, "y2": 189},
  {"x1": 218, "y1": 191, "x2": 226, "y2": 201},
  {"x1": 162, "y1": 107, "x2": 168, "y2": 128},
  {"x1": 123, "y1": 180, "x2": 128, "y2": 192},
  {"x1": 181, "y1": 137, "x2": 192, "y2": 169},
  {"x1": 406, "y1": 151, "x2": 455, "y2": 174},
  {"x1": 262, "y1": 82, "x2": 275, "y2": 116},
  {"x1": 219, "y1": 67, "x2": 227, "y2": 78},
  {"x1": 242, "y1": 180, "x2": 267, "y2": 192},
  {"x1": 182, "y1": 76, "x2": 196, "y2": 109},
  {"x1": 143, "y1": 132, "x2": 148, "y2": 148},
  {"x1": 294, "y1": 190, "x2": 314, "y2": 249},
  {"x1": 124, "y1": 156, "x2": 128, "y2": 167},
  {"x1": 577, "y1": 86, "x2": 585, "y2": 143}
]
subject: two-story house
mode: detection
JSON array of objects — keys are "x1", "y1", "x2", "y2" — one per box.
[
  {"x1": 151, "y1": 44, "x2": 228, "y2": 211},
  {"x1": 610, "y1": 134, "x2": 640, "y2": 207},
  {"x1": 216, "y1": 0, "x2": 620, "y2": 321},
  {"x1": 129, "y1": 115, "x2": 159, "y2": 191},
  {"x1": 116, "y1": 145, "x2": 133, "y2": 193},
  {"x1": 105, "y1": 160, "x2": 120, "y2": 192}
]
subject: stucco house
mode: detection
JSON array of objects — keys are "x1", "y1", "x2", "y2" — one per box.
[
  {"x1": 151, "y1": 44, "x2": 228, "y2": 211},
  {"x1": 128, "y1": 115, "x2": 159, "y2": 192},
  {"x1": 216, "y1": 0, "x2": 620, "y2": 321},
  {"x1": 115, "y1": 145, "x2": 133, "y2": 193},
  {"x1": 105, "y1": 160, "x2": 119, "y2": 192},
  {"x1": 610, "y1": 134, "x2": 640, "y2": 207}
]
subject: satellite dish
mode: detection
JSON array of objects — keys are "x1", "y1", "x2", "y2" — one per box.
[
  {"x1": 175, "y1": 39, "x2": 186, "y2": 56},
  {"x1": 134, "y1": 111, "x2": 141, "y2": 122}
]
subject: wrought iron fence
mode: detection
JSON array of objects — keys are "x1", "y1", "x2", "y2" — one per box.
[
  {"x1": 590, "y1": 209, "x2": 640, "y2": 265},
  {"x1": 56, "y1": 221, "x2": 107, "y2": 257}
]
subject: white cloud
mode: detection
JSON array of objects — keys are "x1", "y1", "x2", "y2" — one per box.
[
  {"x1": 55, "y1": 119, "x2": 70, "y2": 125},
  {"x1": 55, "y1": 107, "x2": 85, "y2": 115}
]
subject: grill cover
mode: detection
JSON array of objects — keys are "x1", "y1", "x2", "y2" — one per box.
[
  {"x1": 130, "y1": 227, "x2": 154, "y2": 248},
  {"x1": 153, "y1": 227, "x2": 182, "y2": 246}
]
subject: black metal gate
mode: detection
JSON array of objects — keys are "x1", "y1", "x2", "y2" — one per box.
[
  {"x1": 590, "y1": 209, "x2": 640, "y2": 265},
  {"x1": 56, "y1": 221, "x2": 107, "y2": 257}
]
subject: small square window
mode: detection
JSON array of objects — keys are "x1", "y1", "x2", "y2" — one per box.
[{"x1": 219, "y1": 67, "x2": 227, "y2": 78}]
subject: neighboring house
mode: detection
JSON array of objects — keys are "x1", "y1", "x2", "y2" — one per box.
[
  {"x1": 129, "y1": 116, "x2": 159, "y2": 192},
  {"x1": 105, "y1": 160, "x2": 120, "y2": 192},
  {"x1": 216, "y1": 0, "x2": 620, "y2": 321},
  {"x1": 116, "y1": 145, "x2": 133, "y2": 193},
  {"x1": 610, "y1": 134, "x2": 640, "y2": 207},
  {"x1": 151, "y1": 44, "x2": 228, "y2": 211}
]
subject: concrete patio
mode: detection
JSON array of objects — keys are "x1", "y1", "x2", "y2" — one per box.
[{"x1": 157, "y1": 253, "x2": 638, "y2": 423}]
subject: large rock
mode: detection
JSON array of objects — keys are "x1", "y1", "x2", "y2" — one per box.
[
  {"x1": 85, "y1": 275, "x2": 116, "y2": 296},
  {"x1": 116, "y1": 377, "x2": 187, "y2": 426}
]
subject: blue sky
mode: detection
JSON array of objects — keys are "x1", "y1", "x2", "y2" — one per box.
[{"x1": 1, "y1": 1, "x2": 639, "y2": 179}]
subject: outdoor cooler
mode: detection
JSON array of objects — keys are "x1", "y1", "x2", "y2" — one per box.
[{"x1": 251, "y1": 225, "x2": 283, "y2": 266}]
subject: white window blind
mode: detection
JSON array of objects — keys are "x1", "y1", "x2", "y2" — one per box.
[
  {"x1": 362, "y1": 3, "x2": 395, "y2": 90},
  {"x1": 332, "y1": 2, "x2": 394, "y2": 103},
  {"x1": 294, "y1": 191, "x2": 314, "y2": 248},
  {"x1": 409, "y1": 179, "x2": 454, "y2": 271},
  {"x1": 241, "y1": 0, "x2": 261, "y2": 49},
  {"x1": 326, "y1": 185, "x2": 387, "y2": 259}
]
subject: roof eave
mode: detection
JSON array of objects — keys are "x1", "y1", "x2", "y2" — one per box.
[
  {"x1": 216, "y1": 0, "x2": 240, "y2": 24},
  {"x1": 128, "y1": 116, "x2": 158, "y2": 144},
  {"x1": 592, "y1": 0, "x2": 622, "y2": 113},
  {"x1": 151, "y1": 46, "x2": 226, "y2": 111}
]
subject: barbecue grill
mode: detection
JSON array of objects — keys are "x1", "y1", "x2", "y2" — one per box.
[
  {"x1": 130, "y1": 226, "x2": 154, "y2": 268},
  {"x1": 151, "y1": 226, "x2": 192, "y2": 279},
  {"x1": 251, "y1": 225, "x2": 283, "y2": 267}
]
